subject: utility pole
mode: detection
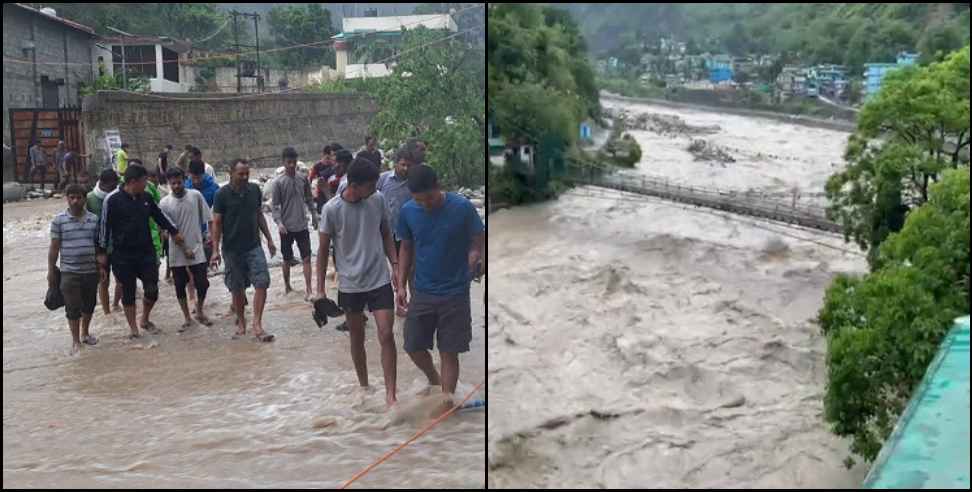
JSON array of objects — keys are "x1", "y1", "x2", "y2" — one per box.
[
  {"x1": 232, "y1": 11, "x2": 241, "y2": 93},
  {"x1": 230, "y1": 10, "x2": 262, "y2": 93}
]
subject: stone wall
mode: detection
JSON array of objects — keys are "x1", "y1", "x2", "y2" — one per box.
[{"x1": 80, "y1": 91, "x2": 378, "y2": 175}]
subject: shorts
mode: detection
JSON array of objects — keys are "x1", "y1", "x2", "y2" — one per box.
[
  {"x1": 280, "y1": 228, "x2": 311, "y2": 262},
  {"x1": 60, "y1": 271, "x2": 99, "y2": 320},
  {"x1": 338, "y1": 283, "x2": 394, "y2": 314},
  {"x1": 223, "y1": 245, "x2": 270, "y2": 292},
  {"x1": 404, "y1": 290, "x2": 472, "y2": 354},
  {"x1": 112, "y1": 256, "x2": 160, "y2": 306}
]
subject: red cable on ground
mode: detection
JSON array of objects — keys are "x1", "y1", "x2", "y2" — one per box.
[{"x1": 340, "y1": 380, "x2": 486, "y2": 489}]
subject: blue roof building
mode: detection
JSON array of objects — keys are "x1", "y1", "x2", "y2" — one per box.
[{"x1": 864, "y1": 52, "x2": 921, "y2": 100}]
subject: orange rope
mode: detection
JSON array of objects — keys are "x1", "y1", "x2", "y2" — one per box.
[{"x1": 339, "y1": 380, "x2": 486, "y2": 489}]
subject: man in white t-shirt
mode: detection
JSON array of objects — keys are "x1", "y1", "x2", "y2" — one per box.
[{"x1": 160, "y1": 166, "x2": 214, "y2": 331}]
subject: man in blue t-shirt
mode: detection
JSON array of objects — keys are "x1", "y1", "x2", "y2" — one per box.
[{"x1": 396, "y1": 164, "x2": 485, "y2": 399}]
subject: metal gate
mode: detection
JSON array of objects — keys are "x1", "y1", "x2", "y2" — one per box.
[{"x1": 8, "y1": 107, "x2": 85, "y2": 184}]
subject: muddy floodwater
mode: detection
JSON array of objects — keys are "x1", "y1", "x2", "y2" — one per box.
[
  {"x1": 488, "y1": 99, "x2": 871, "y2": 488},
  {"x1": 3, "y1": 192, "x2": 485, "y2": 489}
]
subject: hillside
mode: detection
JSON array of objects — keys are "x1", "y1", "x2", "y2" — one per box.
[{"x1": 560, "y1": 3, "x2": 971, "y2": 69}]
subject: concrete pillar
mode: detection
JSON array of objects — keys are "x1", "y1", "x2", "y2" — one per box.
[
  {"x1": 156, "y1": 44, "x2": 164, "y2": 86},
  {"x1": 335, "y1": 40, "x2": 348, "y2": 77}
]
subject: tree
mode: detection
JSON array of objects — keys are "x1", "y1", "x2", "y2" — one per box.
[
  {"x1": 819, "y1": 168, "x2": 970, "y2": 463},
  {"x1": 366, "y1": 27, "x2": 484, "y2": 189},
  {"x1": 265, "y1": 4, "x2": 335, "y2": 70},
  {"x1": 919, "y1": 25, "x2": 965, "y2": 64},
  {"x1": 826, "y1": 46, "x2": 970, "y2": 266}
]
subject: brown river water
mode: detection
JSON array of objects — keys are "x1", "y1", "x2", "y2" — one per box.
[
  {"x1": 3, "y1": 194, "x2": 485, "y2": 489},
  {"x1": 487, "y1": 98, "x2": 871, "y2": 488}
]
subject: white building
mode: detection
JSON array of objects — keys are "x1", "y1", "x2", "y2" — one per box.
[
  {"x1": 332, "y1": 14, "x2": 458, "y2": 79},
  {"x1": 94, "y1": 36, "x2": 194, "y2": 92}
]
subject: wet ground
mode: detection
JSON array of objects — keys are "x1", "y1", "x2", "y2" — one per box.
[
  {"x1": 487, "y1": 100, "x2": 870, "y2": 488},
  {"x1": 3, "y1": 193, "x2": 485, "y2": 489}
]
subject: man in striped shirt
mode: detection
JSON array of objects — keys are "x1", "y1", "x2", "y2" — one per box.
[{"x1": 49, "y1": 184, "x2": 102, "y2": 354}]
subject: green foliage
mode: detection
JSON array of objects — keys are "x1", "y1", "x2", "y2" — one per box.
[
  {"x1": 601, "y1": 134, "x2": 642, "y2": 168},
  {"x1": 488, "y1": 4, "x2": 601, "y2": 203},
  {"x1": 265, "y1": 4, "x2": 335, "y2": 70},
  {"x1": 51, "y1": 3, "x2": 234, "y2": 50},
  {"x1": 79, "y1": 72, "x2": 150, "y2": 96},
  {"x1": 826, "y1": 46, "x2": 970, "y2": 265},
  {"x1": 560, "y1": 4, "x2": 970, "y2": 74},
  {"x1": 818, "y1": 168, "x2": 970, "y2": 463},
  {"x1": 354, "y1": 27, "x2": 484, "y2": 190}
]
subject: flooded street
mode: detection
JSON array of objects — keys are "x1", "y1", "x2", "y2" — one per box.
[
  {"x1": 487, "y1": 99, "x2": 871, "y2": 488},
  {"x1": 2, "y1": 191, "x2": 485, "y2": 489}
]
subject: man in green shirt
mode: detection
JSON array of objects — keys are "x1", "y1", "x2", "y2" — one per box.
[{"x1": 86, "y1": 168, "x2": 121, "y2": 314}]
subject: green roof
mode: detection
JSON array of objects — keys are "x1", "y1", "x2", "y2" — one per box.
[{"x1": 864, "y1": 315, "x2": 970, "y2": 489}]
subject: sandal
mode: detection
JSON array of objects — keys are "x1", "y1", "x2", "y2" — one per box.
[
  {"x1": 177, "y1": 320, "x2": 193, "y2": 333},
  {"x1": 128, "y1": 332, "x2": 142, "y2": 340},
  {"x1": 253, "y1": 332, "x2": 275, "y2": 343},
  {"x1": 142, "y1": 321, "x2": 161, "y2": 334},
  {"x1": 195, "y1": 314, "x2": 214, "y2": 327},
  {"x1": 82, "y1": 335, "x2": 99, "y2": 345}
]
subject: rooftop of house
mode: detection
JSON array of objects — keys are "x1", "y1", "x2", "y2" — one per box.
[
  {"x1": 10, "y1": 3, "x2": 96, "y2": 36},
  {"x1": 100, "y1": 36, "x2": 192, "y2": 53},
  {"x1": 339, "y1": 14, "x2": 457, "y2": 36}
]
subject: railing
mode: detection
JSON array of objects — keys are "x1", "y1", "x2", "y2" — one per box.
[{"x1": 566, "y1": 168, "x2": 843, "y2": 234}]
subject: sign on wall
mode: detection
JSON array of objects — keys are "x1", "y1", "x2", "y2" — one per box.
[{"x1": 104, "y1": 129, "x2": 121, "y2": 171}]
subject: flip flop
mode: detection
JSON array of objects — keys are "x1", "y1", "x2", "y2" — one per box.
[
  {"x1": 253, "y1": 332, "x2": 275, "y2": 343},
  {"x1": 128, "y1": 333, "x2": 142, "y2": 340},
  {"x1": 335, "y1": 321, "x2": 349, "y2": 333},
  {"x1": 232, "y1": 331, "x2": 245, "y2": 340},
  {"x1": 82, "y1": 335, "x2": 99, "y2": 345},
  {"x1": 195, "y1": 315, "x2": 214, "y2": 327},
  {"x1": 177, "y1": 320, "x2": 193, "y2": 333},
  {"x1": 142, "y1": 321, "x2": 161, "y2": 334}
]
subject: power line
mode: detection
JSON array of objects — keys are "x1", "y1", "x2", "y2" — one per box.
[{"x1": 2, "y1": 4, "x2": 485, "y2": 68}]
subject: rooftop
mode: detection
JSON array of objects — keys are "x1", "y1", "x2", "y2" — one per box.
[
  {"x1": 340, "y1": 14, "x2": 457, "y2": 35},
  {"x1": 99, "y1": 36, "x2": 192, "y2": 53},
  {"x1": 10, "y1": 3, "x2": 96, "y2": 36}
]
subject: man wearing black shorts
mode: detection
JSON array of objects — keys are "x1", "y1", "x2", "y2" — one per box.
[
  {"x1": 271, "y1": 147, "x2": 318, "y2": 301},
  {"x1": 98, "y1": 165, "x2": 184, "y2": 339},
  {"x1": 318, "y1": 157, "x2": 400, "y2": 409}
]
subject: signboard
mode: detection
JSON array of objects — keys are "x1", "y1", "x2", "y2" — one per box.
[{"x1": 104, "y1": 129, "x2": 121, "y2": 171}]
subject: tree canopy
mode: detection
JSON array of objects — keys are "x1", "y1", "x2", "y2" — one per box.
[
  {"x1": 825, "y1": 46, "x2": 970, "y2": 266},
  {"x1": 819, "y1": 167, "x2": 970, "y2": 463}
]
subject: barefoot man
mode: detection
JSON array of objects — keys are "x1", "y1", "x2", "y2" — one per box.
[
  {"x1": 210, "y1": 158, "x2": 277, "y2": 342},
  {"x1": 271, "y1": 146, "x2": 318, "y2": 301},
  {"x1": 318, "y1": 157, "x2": 400, "y2": 408},
  {"x1": 397, "y1": 164, "x2": 485, "y2": 399},
  {"x1": 160, "y1": 167, "x2": 214, "y2": 331}
]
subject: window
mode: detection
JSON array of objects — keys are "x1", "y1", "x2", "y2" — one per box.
[
  {"x1": 112, "y1": 44, "x2": 157, "y2": 79},
  {"x1": 162, "y1": 47, "x2": 179, "y2": 83}
]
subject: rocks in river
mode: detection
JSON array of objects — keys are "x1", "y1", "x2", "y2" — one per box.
[
  {"x1": 608, "y1": 108, "x2": 721, "y2": 136},
  {"x1": 687, "y1": 139, "x2": 736, "y2": 163}
]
